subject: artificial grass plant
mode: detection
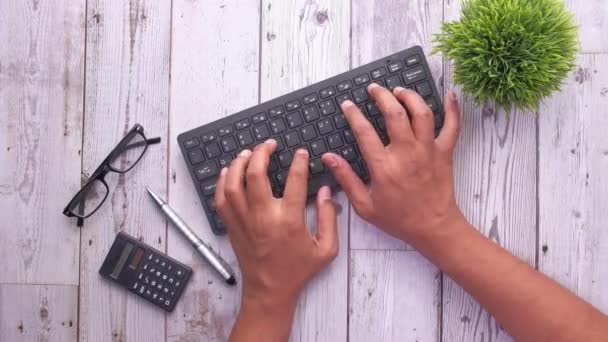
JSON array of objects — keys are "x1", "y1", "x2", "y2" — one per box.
[{"x1": 434, "y1": 0, "x2": 578, "y2": 111}]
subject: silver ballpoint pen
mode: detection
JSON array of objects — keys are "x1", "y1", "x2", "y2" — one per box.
[{"x1": 145, "y1": 187, "x2": 236, "y2": 285}]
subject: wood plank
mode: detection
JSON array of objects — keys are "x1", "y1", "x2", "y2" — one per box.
[
  {"x1": 260, "y1": 1, "x2": 349, "y2": 341},
  {"x1": 0, "y1": 284, "x2": 78, "y2": 342},
  {"x1": 441, "y1": 1, "x2": 537, "y2": 341},
  {"x1": 166, "y1": 1, "x2": 260, "y2": 341},
  {"x1": 538, "y1": 54, "x2": 608, "y2": 313},
  {"x1": 350, "y1": 0, "x2": 444, "y2": 251},
  {"x1": 566, "y1": 0, "x2": 608, "y2": 53},
  {"x1": 349, "y1": 250, "x2": 440, "y2": 342},
  {"x1": 0, "y1": 0, "x2": 84, "y2": 285},
  {"x1": 78, "y1": 1, "x2": 171, "y2": 341}
]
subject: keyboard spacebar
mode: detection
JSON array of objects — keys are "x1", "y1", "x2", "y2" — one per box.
[{"x1": 307, "y1": 173, "x2": 339, "y2": 197}]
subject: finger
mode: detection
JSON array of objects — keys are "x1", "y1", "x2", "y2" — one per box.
[
  {"x1": 340, "y1": 100, "x2": 385, "y2": 170},
  {"x1": 367, "y1": 83, "x2": 414, "y2": 144},
  {"x1": 435, "y1": 90, "x2": 461, "y2": 152},
  {"x1": 322, "y1": 153, "x2": 373, "y2": 219},
  {"x1": 283, "y1": 148, "x2": 309, "y2": 209},
  {"x1": 245, "y1": 139, "x2": 277, "y2": 205},
  {"x1": 314, "y1": 186, "x2": 339, "y2": 261},
  {"x1": 214, "y1": 167, "x2": 239, "y2": 230},
  {"x1": 224, "y1": 149, "x2": 252, "y2": 219},
  {"x1": 393, "y1": 87, "x2": 434, "y2": 144}
]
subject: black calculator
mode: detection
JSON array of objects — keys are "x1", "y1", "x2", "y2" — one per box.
[{"x1": 99, "y1": 232, "x2": 192, "y2": 312}]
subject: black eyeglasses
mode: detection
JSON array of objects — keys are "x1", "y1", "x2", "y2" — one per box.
[{"x1": 63, "y1": 124, "x2": 161, "y2": 225}]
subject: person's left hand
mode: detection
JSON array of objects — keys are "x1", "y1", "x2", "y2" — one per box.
[{"x1": 215, "y1": 140, "x2": 339, "y2": 309}]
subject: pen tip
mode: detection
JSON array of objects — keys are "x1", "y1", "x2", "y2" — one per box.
[{"x1": 226, "y1": 276, "x2": 237, "y2": 286}]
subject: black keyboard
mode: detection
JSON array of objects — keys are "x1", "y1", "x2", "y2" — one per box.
[{"x1": 178, "y1": 46, "x2": 444, "y2": 235}]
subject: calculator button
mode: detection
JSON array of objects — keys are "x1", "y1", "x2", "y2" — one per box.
[
  {"x1": 138, "y1": 273, "x2": 143, "y2": 280},
  {"x1": 168, "y1": 278, "x2": 174, "y2": 284},
  {"x1": 159, "y1": 296, "x2": 164, "y2": 303},
  {"x1": 164, "y1": 300, "x2": 171, "y2": 307},
  {"x1": 151, "y1": 280, "x2": 157, "y2": 286},
  {"x1": 139, "y1": 286, "x2": 145, "y2": 294},
  {"x1": 154, "y1": 258, "x2": 160, "y2": 264},
  {"x1": 132, "y1": 282, "x2": 139, "y2": 290},
  {"x1": 163, "y1": 288, "x2": 169, "y2": 294},
  {"x1": 148, "y1": 254, "x2": 153, "y2": 260},
  {"x1": 145, "y1": 290, "x2": 152, "y2": 297},
  {"x1": 176, "y1": 270, "x2": 183, "y2": 277},
  {"x1": 162, "y1": 274, "x2": 168, "y2": 280},
  {"x1": 175, "y1": 281, "x2": 181, "y2": 287},
  {"x1": 160, "y1": 261, "x2": 166, "y2": 268},
  {"x1": 156, "y1": 271, "x2": 161, "y2": 277},
  {"x1": 143, "y1": 264, "x2": 148, "y2": 270},
  {"x1": 157, "y1": 284, "x2": 163, "y2": 290},
  {"x1": 144, "y1": 276, "x2": 150, "y2": 284},
  {"x1": 170, "y1": 291, "x2": 176, "y2": 297},
  {"x1": 150, "y1": 268, "x2": 155, "y2": 273},
  {"x1": 167, "y1": 265, "x2": 173, "y2": 271},
  {"x1": 153, "y1": 293, "x2": 158, "y2": 300}
]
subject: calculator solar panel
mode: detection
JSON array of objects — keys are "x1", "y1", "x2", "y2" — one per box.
[{"x1": 177, "y1": 46, "x2": 444, "y2": 235}]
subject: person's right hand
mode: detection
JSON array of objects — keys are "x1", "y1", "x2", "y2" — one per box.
[{"x1": 322, "y1": 84, "x2": 464, "y2": 244}]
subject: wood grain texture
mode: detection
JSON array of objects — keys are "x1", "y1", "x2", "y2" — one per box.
[
  {"x1": 78, "y1": 1, "x2": 171, "y2": 341},
  {"x1": 0, "y1": 284, "x2": 78, "y2": 342},
  {"x1": 260, "y1": 1, "x2": 350, "y2": 341},
  {"x1": 441, "y1": 1, "x2": 537, "y2": 340},
  {"x1": 566, "y1": 0, "x2": 608, "y2": 53},
  {"x1": 349, "y1": 250, "x2": 440, "y2": 342},
  {"x1": 538, "y1": 54, "x2": 608, "y2": 313},
  {"x1": 0, "y1": 0, "x2": 84, "y2": 285},
  {"x1": 350, "y1": 0, "x2": 444, "y2": 251},
  {"x1": 167, "y1": 0, "x2": 260, "y2": 341}
]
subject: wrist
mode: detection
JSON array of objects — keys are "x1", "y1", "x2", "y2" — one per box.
[{"x1": 405, "y1": 205, "x2": 471, "y2": 250}]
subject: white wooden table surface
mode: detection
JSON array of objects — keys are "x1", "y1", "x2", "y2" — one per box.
[{"x1": 1, "y1": 0, "x2": 607, "y2": 341}]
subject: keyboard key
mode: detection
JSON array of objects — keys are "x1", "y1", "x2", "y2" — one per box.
[
  {"x1": 303, "y1": 93, "x2": 319, "y2": 105},
  {"x1": 402, "y1": 65, "x2": 426, "y2": 85},
  {"x1": 188, "y1": 149, "x2": 205, "y2": 164},
  {"x1": 375, "y1": 117, "x2": 386, "y2": 131},
  {"x1": 320, "y1": 86, "x2": 336, "y2": 98},
  {"x1": 309, "y1": 158, "x2": 325, "y2": 174},
  {"x1": 333, "y1": 113, "x2": 348, "y2": 129},
  {"x1": 220, "y1": 136, "x2": 238, "y2": 152},
  {"x1": 284, "y1": 131, "x2": 301, "y2": 147},
  {"x1": 218, "y1": 155, "x2": 233, "y2": 168},
  {"x1": 212, "y1": 214, "x2": 225, "y2": 231},
  {"x1": 286, "y1": 99, "x2": 301, "y2": 111},
  {"x1": 204, "y1": 142, "x2": 221, "y2": 158},
  {"x1": 303, "y1": 106, "x2": 320, "y2": 122},
  {"x1": 415, "y1": 81, "x2": 432, "y2": 97},
  {"x1": 235, "y1": 119, "x2": 251, "y2": 130},
  {"x1": 286, "y1": 112, "x2": 303, "y2": 128},
  {"x1": 316, "y1": 118, "x2": 333, "y2": 135},
  {"x1": 343, "y1": 129, "x2": 355, "y2": 144},
  {"x1": 270, "y1": 118, "x2": 287, "y2": 134},
  {"x1": 206, "y1": 198, "x2": 216, "y2": 212},
  {"x1": 275, "y1": 170, "x2": 288, "y2": 187},
  {"x1": 237, "y1": 130, "x2": 254, "y2": 146},
  {"x1": 366, "y1": 102, "x2": 381, "y2": 116},
  {"x1": 337, "y1": 80, "x2": 353, "y2": 92},
  {"x1": 183, "y1": 137, "x2": 199, "y2": 149},
  {"x1": 336, "y1": 93, "x2": 352, "y2": 105},
  {"x1": 405, "y1": 54, "x2": 421, "y2": 66},
  {"x1": 218, "y1": 125, "x2": 234, "y2": 136},
  {"x1": 195, "y1": 161, "x2": 219, "y2": 180},
  {"x1": 352, "y1": 87, "x2": 369, "y2": 103},
  {"x1": 253, "y1": 124, "x2": 271, "y2": 141},
  {"x1": 352, "y1": 161, "x2": 368, "y2": 179},
  {"x1": 310, "y1": 139, "x2": 327, "y2": 156},
  {"x1": 340, "y1": 145, "x2": 358, "y2": 161},
  {"x1": 388, "y1": 61, "x2": 405, "y2": 73},
  {"x1": 357, "y1": 105, "x2": 367, "y2": 116},
  {"x1": 201, "y1": 180, "x2": 217, "y2": 196},
  {"x1": 354, "y1": 74, "x2": 370, "y2": 85},
  {"x1": 269, "y1": 156, "x2": 279, "y2": 172},
  {"x1": 371, "y1": 67, "x2": 387, "y2": 79},
  {"x1": 275, "y1": 136, "x2": 285, "y2": 151},
  {"x1": 319, "y1": 100, "x2": 336, "y2": 115},
  {"x1": 252, "y1": 112, "x2": 268, "y2": 123},
  {"x1": 201, "y1": 132, "x2": 217, "y2": 143},
  {"x1": 269, "y1": 105, "x2": 285, "y2": 117},
  {"x1": 327, "y1": 133, "x2": 343, "y2": 150},
  {"x1": 300, "y1": 125, "x2": 317, "y2": 141},
  {"x1": 278, "y1": 150, "x2": 293, "y2": 168},
  {"x1": 385, "y1": 75, "x2": 403, "y2": 90},
  {"x1": 425, "y1": 97, "x2": 439, "y2": 112}
]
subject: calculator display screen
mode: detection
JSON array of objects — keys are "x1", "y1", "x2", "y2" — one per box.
[
  {"x1": 110, "y1": 242, "x2": 134, "y2": 279},
  {"x1": 129, "y1": 247, "x2": 145, "y2": 269}
]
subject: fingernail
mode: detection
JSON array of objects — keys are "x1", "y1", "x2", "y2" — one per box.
[
  {"x1": 341, "y1": 100, "x2": 354, "y2": 108},
  {"x1": 239, "y1": 149, "x2": 252, "y2": 157},
  {"x1": 449, "y1": 90, "x2": 457, "y2": 100},
  {"x1": 296, "y1": 148, "x2": 308, "y2": 156},
  {"x1": 318, "y1": 186, "x2": 331, "y2": 201},
  {"x1": 394, "y1": 86, "x2": 405, "y2": 94},
  {"x1": 368, "y1": 83, "x2": 380, "y2": 90},
  {"x1": 265, "y1": 138, "x2": 276, "y2": 144},
  {"x1": 324, "y1": 154, "x2": 338, "y2": 167},
  {"x1": 220, "y1": 167, "x2": 228, "y2": 176}
]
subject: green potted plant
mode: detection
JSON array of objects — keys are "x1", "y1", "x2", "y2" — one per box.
[{"x1": 434, "y1": 0, "x2": 578, "y2": 111}]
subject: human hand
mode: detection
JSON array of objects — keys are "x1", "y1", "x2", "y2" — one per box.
[
  {"x1": 322, "y1": 84, "x2": 463, "y2": 245},
  {"x1": 215, "y1": 141, "x2": 339, "y2": 309}
]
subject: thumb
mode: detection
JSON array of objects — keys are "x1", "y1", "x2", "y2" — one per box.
[{"x1": 314, "y1": 186, "x2": 339, "y2": 262}]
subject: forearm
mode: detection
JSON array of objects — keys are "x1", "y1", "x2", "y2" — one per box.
[
  {"x1": 410, "y1": 214, "x2": 608, "y2": 341},
  {"x1": 229, "y1": 293, "x2": 297, "y2": 342}
]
